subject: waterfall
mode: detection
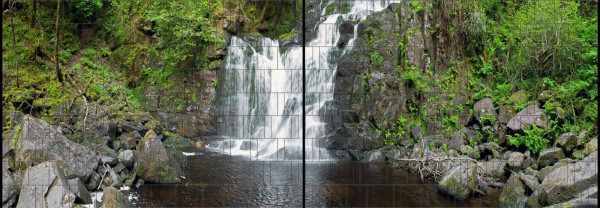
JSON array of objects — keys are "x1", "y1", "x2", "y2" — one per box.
[{"x1": 209, "y1": 0, "x2": 400, "y2": 160}]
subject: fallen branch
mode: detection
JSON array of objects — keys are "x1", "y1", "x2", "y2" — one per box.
[
  {"x1": 396, "y1": 144, "x2": 481, "y2": 183},
  {"x1": 97, "y1": 162, "x2": 109, "y2": 190}
]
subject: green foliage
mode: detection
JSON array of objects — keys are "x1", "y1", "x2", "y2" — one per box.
[
  {"x1": 362, "y1": 73, "x2": 370, "y2": 92},
  {"x1": 507, "y1": 125, "x2": 550, "y2": 154},
  {"x1": 369, "y1": 51, "x2": 384, "y2": 68},
  {"x1": 491, "y1": 83, "x2": 512, "y2": 105},
  {"x1": 325, "y1": 1, "x2": 352, "y2": 15},
  {"x1": 401, "y1": 66, "x2": 428, "y2": 93},
  {"x1": 143, "y1": 1, "x2": 223, "y2": 67},
  {"x1": 468, "y1": 139, "x2": 477, "y2": 147},
  {"x1": 396, "y1": 116, "x2": 408, "y2": 137},
  {"x1": 507, "y1": 0, "x2": 587, "y2": 79},
  {"x1": 279, "y1": 30, "x2": 299, "y2": 41},
  {"x1": 479, "y1": 114, "x2": 496, "y2": 125},
  {"x1": 75, "y1": 0, "x2": 104, "y2": 19},
  {"x1": 212, "y1": 78, "x2": 219, "y2": 87},
  {"x1": 408, "y1": 1, "x2": 424, "y2": 13}
]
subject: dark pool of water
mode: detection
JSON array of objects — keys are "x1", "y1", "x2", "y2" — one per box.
[{"x1": 131, "y1": 149, "x2": 500, "y2": 207}]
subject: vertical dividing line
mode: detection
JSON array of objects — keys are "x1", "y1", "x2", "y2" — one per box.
[{"x1": 302, "y1": 0, "x2": 307, "y2": 206}]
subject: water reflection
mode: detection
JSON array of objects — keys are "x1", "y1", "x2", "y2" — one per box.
[{"x1": 132, "y1": 149, "x2": 499, "y2": 207}]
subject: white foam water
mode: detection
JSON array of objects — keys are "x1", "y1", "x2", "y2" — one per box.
[{"x1": 209, "y1": 0, "x2": 400, "y2": 161}]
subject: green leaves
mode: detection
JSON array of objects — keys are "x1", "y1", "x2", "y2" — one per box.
[
  {"x1": 507, "y1": 125, "x2": 549, "y2": 154},
  {"x1": 369, "y1": 51, "x2": 384, "y2": 68},
  {"x1": 75, "y1": 0, "x2": 104, "y2": 19},
  {"x1": 508, "y1": 0, "x2": 586, "y2": 78}
]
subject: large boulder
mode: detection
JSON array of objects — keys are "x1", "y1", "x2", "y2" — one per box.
[
  {"x1": 2, "y1": 166, "x2": 18, "y2": 208},
  {"x1": 545, "y1": 198, "x2": 598, "y2": 208},
  {"x1": 115, "y1": 131, "x2": 141, "y2": 151},
  {"x1": 91, "y1": 122, "x2": 118, "y2": 142},
  {"x1": 437, "y1": 162, "x2": 478, "y2": 200},
  {"x1": 67, "y1": 178, "x2": 92, "y2": 204},
  {"x1": 2, "y1": 133, "x2": 14, "y2": 158},
  {"x1": 135, "y1": 130, "x2": 181, "y2": 183},
  {"x1": 386, "y1": 147, "x2": 409, "y2": 162},
  {"x1": 507, "y1": 152, "x2": 525, "y2": 170},
  {"x1": 16, "y1": 115, "x2": 99, "y2": 180},
  {"x1": 499, "y1": 173, "x2": 528, "y2": 207},
  {"x1": 554, "y1": 132, "x2": 577, "y2": 152},
  {"x1": 519, "y1": 173, "x2": 541, "y2": 192},
  {"x1": 584, "y1": 138, "x2": 597, "y2": 156},
  {"x1": 537, "y1": 147, "x2": 565, "y2": 167},
  {"x1": 88, "y1": 144, "x2": 119, "y2": 166},
  {"x1": 118, "y1": 150, "x2": 135, "y2": 168},
  {"x1": 478, "y1": 159, "x2": 506, "y2": 181},
  {"x1": 118, "y1": 120, "x2": 149, "y2": 136},
  {"x1": 104, "y1": 167, "x2": 123, "y2": 188},
  {"x1": 102, "y1": 186, "x2": 134, "y2": 208},
  {"x1": 539, "y1": 152, "x2": 598, "y2": 205},
  {"x1": 509, "y1": 90, "x2": 527, "y2": 104},
  {"x1": 445, "y1": 128, "x2": 471, "y2": 150},
  {"x1": 361, "y1": 149, "x2": 386, "y2": 163},
  {"x1": 498, "y1": 105, "x2": 516, "y2": 124},
  {"x1": 85, "y1": 172, "x2": 101, "y2": 191},
  {"x1": 473, "y1": 98, "x2": 498, "y2": 125},
  {"x1": 507, "y1": 105, "x2": 549, "y2": 131},
  {"x1": 16, "y1": 161, "x2": 76, "y2": 208},
  {"x1": 410, "y1": 126, "x2": 422, "y2": 140}
]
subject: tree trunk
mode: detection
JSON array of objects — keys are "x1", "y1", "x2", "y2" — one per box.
[
  {"x1": 258, "y1": 0, "x2": 270, "y2": 21},
  {"x1": 30, "y1": 0, "x2": 36, "y2": 27},
  {"x1": 55, "y1": 0, "x2": 63, "y2": 83},
  {"x1": 10, "y1": 0, "x2": 19, "y2": 87}
]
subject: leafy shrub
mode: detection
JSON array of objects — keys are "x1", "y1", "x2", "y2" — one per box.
[
  {"x1": 507, "y1": 125, "x2": 549, "y2": 154},
  {"x1": 75, "y1": 0, "x2": 104, "y2": 19}
]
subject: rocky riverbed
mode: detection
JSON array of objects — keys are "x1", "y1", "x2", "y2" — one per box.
[{"x1": 2, "y1": 112, "x2": 193, "y2": 207}]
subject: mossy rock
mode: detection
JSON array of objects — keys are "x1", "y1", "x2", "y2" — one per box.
[
  {"x1": 134, "y1": 130, "x2": 181, "y2": 183},
  {"x1": 162, "y1": 131, "x2": 193, "y2": 149},
  {"x1": 499, "y1": 174, "x2": 527, "y2": 207},
  {"x1": 509, "y1": 90, "x2": 528, "y2": 104},
  {"x1": 102, "y1": 186, "x2": 133, "y2": 207},
  {"x1": 437, "y1": 163, "x2": 478, "y2": 200}
]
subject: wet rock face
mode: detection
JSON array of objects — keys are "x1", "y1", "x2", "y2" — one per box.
[
  {"x1": 361, "y1": 149, "x2": 387, "y2": 163},
  {"x1": 16, "y1": 115, "x2": 99, "y2": 180},
  {"x1": 148, "y1": 69, "x2": 217, "y2": 138},
  {"x1": 328, "y1": 1, "x2": 474, "y2": 153},
  {"x1": 16, "y1": 161, "x2": 76, "y2": 208},
  {"x1": 326, "y1": 122, "x2": 382, "y2": 151},
  {"x1": 135, "y1": 130, "x2": 182, "y2": 183},
  {"x1": 282, "y1": 97, "x2": 299, "y2": 115},
  {"x1": 437, "y1": 163, "x2": 478, "y2": 200}
]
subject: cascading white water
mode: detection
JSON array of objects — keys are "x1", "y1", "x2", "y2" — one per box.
[{"x1": 208, "y1": 0, "x2": 400, "y2": 160}]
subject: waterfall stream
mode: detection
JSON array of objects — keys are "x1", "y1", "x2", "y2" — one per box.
[{"x1": 208, "y1": 0, "x2": 400, "y2": 160}]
